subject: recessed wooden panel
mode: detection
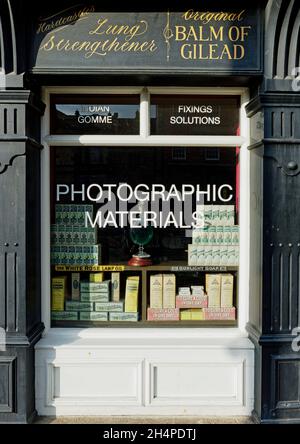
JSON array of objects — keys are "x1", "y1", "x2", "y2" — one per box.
[
  {"x1": 0, "y1": 356, "x2": 16, "y2": 413},
  {"x1": 149, "y1": 361, "x2": 244, "y2": 406},
  {"x1": 47, "y1": 360, "x2": 143, "y2": 406}
]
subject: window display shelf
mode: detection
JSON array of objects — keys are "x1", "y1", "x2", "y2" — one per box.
[{"x1": 53, "y1": 262, "x2": 239, "y2": 273}]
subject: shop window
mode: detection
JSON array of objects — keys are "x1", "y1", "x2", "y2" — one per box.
[
  {"x1": 151, "y1": 95, "x2": 240, "y2": 136},
  {"x1": 50, "y1": 95, "x2": 140, "y2": 135},
  {"x1": 48, "y1": 92, "x2": 241, "y2": 327}
]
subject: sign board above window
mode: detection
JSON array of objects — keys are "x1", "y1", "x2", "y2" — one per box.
[
  {"x1": 151, "y1": 95, "x2": 240, "y2": 135},
  {"x1": 32, "y1": 6, "x2": 262, "y2": 74},
  {"x1": 51, "y1": 95, "x2": 140, "y2": 135}
]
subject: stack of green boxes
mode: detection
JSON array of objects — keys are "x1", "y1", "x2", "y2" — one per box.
[
  {"x1": 64, "y1": 280, "x2": 123, "y2": 321},
  {"x1": 50, "y1": 204, "x2": 101, "y2": 265},
  {"x1": 51, "y1": 272, "x2": 140, "y2": 322},
  {"x1": 188, "y1": 205, "x2": 239, "y2": 266}
]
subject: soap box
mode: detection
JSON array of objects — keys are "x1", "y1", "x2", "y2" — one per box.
[
  {"x1": 188, "y1": 245, "x2": 198, "y2": 266},
  {"x1": 95, "y1": 302, "x2": 124, "y2": 312},
  {"x1": 52, "y1": 311, "x2": 78, "y2": 321},
  {"x1": 176, "y1": 295, "x2": 208, "y2": 309},
  {"x1": 206, "y1": 274, "x2": 221, "y2": 307},
  {"x1": 65, "y1": 301, "x2": 93, "y2": 312},
  {"x1": 80, "y1": 292, "x2": 109, "y2": 302},
  {"x1": 79, "y1": 312, "x2": 108, "y2": 321},
  {"x1": 147, "y1": 308, "x2": 180, "y2": 321},
  {"x1": 197, "y1": 246, "x2": 205, "y2": 266},
  {"x1": 163, "y1": 274, "x2": 176, "y2": 309},
  {"x1": 80, "y1": 281, "x2": 110, "y2": 293},
  {"x1": 203, "y1": 307, "x2": 236, "y2": 321},
  {"x1": 150, "y1": 274, "x2": 163, "y2": 309},
  {"x1": 109, "y1": 313, "x2": 139, "y2": 322},
  {"x1": 89, "y1": 273, "x2": 104, "y2": 283}
]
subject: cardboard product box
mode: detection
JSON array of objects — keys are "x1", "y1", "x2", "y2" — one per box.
[
  {"x1": 70, "y1": 212, "x2": 78, "y2": 225},
  {"x1": 73, "y1": 253, "x2": 81, "y2": 265},
  {"x1": 201, "y1": 227, "x2": 209, "y2": 244},
  {"x1": 191, "y1": 286, "x2": 205, "y2": 297},
  {"x1": 234, "y1": 246, "x2": 239, "y2": 266},
  {"x1": 150, "y1": 274, "x2": 163, "y2": 309},
  {"x1": 89, "y1": 272, "x2": 104, "y2": 283},
  {"x1": 87, "y1": 230, "x2": 97, "y2": 244},
  {"x1": 71, "y1": 273, "x2": 80, "y2": 301},
  {"x1": 95, "y1": 302, "x2": 124, "y2": 312},
  {"x1": 76, "y1": 212, "x2": 86, "y2": 226},
  {"x1": 62, "y1": 211, "x2": 70, "y2": 225},
  {"x1": 176, "y1": 295, "x2": 208, "y2": 309},
  {"x1": 190, "y1": 309, "x2": 204, "y2": 321},
  {"x1": 197, "y1": 246, "x2": 205, "y2": 266},
  {"x1": 73, "y1": 230, "x2": 81, "y2": 245},
  {"x1": 111, "y1": 272, "x2": 120, "y2": 302},
  {"x1": 80, "y1": 228, "x2": 88, "y2": 245},
  {"x1": 221, "y1": 274, "x2": 234, "y2": 308},
  {"x1": 163, "y1": 274, "x2": 176, "y2": 309},
  {"x1": 227, "y1": 205, "x2": 235, "y2": 226},
  {"x1": 216, "y1": 226, "x2": 224, "y2": 244},
  {"x1": 80, "y1": 292, "x2": 109, "y2": 303},
  {"x1": 220, "y1": 246, "x2": 229, "y2": 266},
  {"x1": 57, "y1": 226, "x2": 66, "y2": 244},
  {"x1": 51, "y1": 225, "x2": 58, "y2": 244},
  {"x1": 206, "y1": 274, "x2": 221, "y2": 307},
  {"x1": 179, "y1": 309, "x2": 191, "y2": 321},
  {"x1": 192, "y1": 228, "x2": 201, "y2": 244},
  {"x1": 219, "y1": 207, "x2": 227, "y2": 225},
  {"x1": 212, "y1": 205, "x2": 220, "y2": 226},
  {"x1": 231, "y1": 226, "x2": 239, "y2": 245},
  {"x1": 204, "y1": 246, "x2": 213, "y2": 266},
  {"x1": 203, "y1": 307, "x2": 236, "y2": 321},
  {"x1": 52, "y1": 311, "x2": 78, "y2": 321},
  {"x1": 211, "y1": 245, "x2": 220, "y2": 266},
  {"x1": 204, "y1": 205, "x2": 212, "y2": 226},
  {"x1": 227, "y1": 246, "x2": 236, "y2": 266},
  {"x1": 80, "y1": 280, "x2": 110, "y2": 293},
  {"x1": 178, "y1": 287, "x2": 191, "y2": 297},
  {"x1": 109, "y1": 312, "x2": 139, "y2": 322},
  {"x1": 188, "y1": 245, "x2": 198, "y2": 266},
  {"x1": 55, "y1": 211, "x2": 63, "y2": 225},
  {"x1": 79, "y1": 312, "x2": 108, "y2": 321},
  {"x1": 224, "y1": 226, "x2": 232, "y2": 245},
  {"x1": 195, "y1": 204, "x2": 205, "y2": 227},
  {"x1": 180, "y1": 310, "x2": 192, "y2": 321},
  {"x1": 208, "y1": 226, "x2": 217, "y2": 244},
  {"x1": 147, "y1": 308, "x2": 180, "y2": 321},
  {"x1": 125, "y1": 276, "x2": 139, "y2": 312},
  {"x1": 51, "y1": 276, "x2": 67, "y2": 311},
  {"x1": 65, "y1": 301, "x2": 94, "y2": 312},
  {"x1": 181, "y1": 309, "x2": 204, "y2": 321}
]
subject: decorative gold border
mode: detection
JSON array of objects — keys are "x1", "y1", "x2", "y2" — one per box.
[{"x1": 163, "y1": 10, "x2": 174, "y2": 62}]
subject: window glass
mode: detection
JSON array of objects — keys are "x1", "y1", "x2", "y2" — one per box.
[
  {"x1": 51, "y1": 95, "x2": 140, "y2": 135},
  {"x1": 151, "y1": 95, "x2": 240, "y2": 135},
  {"x1": 50, "y1": 146, "x2": 239, "y2": 326}
]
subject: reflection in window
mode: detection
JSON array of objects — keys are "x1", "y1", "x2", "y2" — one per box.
[{"x1": 51, "y1": 95, "x2": 140, "y2": 135}]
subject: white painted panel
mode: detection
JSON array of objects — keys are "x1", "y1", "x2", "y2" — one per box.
[
  {"x1": 46, "y1": 360, "x2": 143, "y2": 406},
  {"x1": 149, "y1": 361, "x2": 244, "y2": 406}
]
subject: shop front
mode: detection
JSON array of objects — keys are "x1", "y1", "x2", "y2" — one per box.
[{"x1": 1, "y1": 0, "x2": 300, "y2": 423}]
